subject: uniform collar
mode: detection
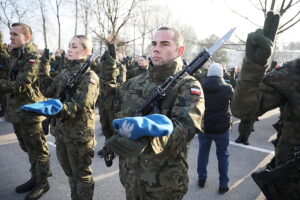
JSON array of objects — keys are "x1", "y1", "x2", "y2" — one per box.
[{"x1": 148, "y1": 57, "x2": 183, "y2": 84}]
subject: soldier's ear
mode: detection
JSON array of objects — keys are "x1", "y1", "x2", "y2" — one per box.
[{"x1": 177, "y1": 46, "x2": 184, "y2": 57}]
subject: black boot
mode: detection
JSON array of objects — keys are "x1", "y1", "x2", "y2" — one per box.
[
  {"x1": 25, "y1": 181, "x2": 49, "y2": 200},
  {"x1": 15, "y1": 178, "x2": 36, "y2": 193}
]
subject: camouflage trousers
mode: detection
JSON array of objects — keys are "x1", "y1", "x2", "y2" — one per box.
[
  {"x1": 55, "y1": 137, "x2": 95, "y2": 200},
  {"x1": 13, "y1": 123, "x2": 51, "y2": 184},
  {"x1": 238, "y1": 119, "x2": 255, "y2": 139}
]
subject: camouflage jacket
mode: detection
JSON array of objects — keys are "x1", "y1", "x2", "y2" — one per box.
[
  {"x1": 232, "y1": 56, "x2": 300, "y2": 166},
  {"x1": 0, "y1": 42, "x2": 46, "y2": 124},
  {"x1": 39, "y1": 59, "x2": 99, "y2": 143},
  {"x1": 102, "y1": 57, "x2": 205, "y2": 199}
]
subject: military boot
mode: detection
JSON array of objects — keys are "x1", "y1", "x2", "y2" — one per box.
[
  {"x1": 15, "y1": 177, "x2": 36, "y2": 193},
  {"x1": 25, "y1": 181, "x2": 49, "y2": 200}
]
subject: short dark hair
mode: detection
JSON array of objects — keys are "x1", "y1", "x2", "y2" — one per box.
[
  {"x1": 11, "y1": 23, "x2": 32, "y2": 37},
  {"x1": 157, "y1": 27, "x2": 184, "y2": 47}
]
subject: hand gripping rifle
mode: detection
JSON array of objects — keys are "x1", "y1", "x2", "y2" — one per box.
[
  {"x1": 59, "y1": 48, "x2": 101, "y2": 102},
  {"x1": 135, "y1": 28, "x2": 236, "y2": 116}
]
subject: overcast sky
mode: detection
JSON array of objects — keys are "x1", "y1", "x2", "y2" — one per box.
[{"x1": 1, "y1": 0, "x2": 300, "y2": 51}]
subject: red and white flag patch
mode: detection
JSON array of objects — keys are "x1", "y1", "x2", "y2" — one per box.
[
  {"x1": 89, "y1": 78, "x2": 96, "y2": 85},
  {"x1": 191, "y1": 87, "x2": 201, "y2": 95},
  {"x1": 28, "y1": 59, "x2": 36, "y2": 63}
]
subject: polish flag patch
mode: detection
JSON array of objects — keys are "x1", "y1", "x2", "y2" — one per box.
[
  {"x1": 28, "y1": 59, "x2": 36, "y2": 63},
  {"x1": 191, "y1": 87, "x2": 201, "y2": 95},
  {"x1": 89, "y1": 78, "x2": 97, "y2": 85},
  {"x1": 275, "y1": 63, "x2": 284, "y2": 70}
]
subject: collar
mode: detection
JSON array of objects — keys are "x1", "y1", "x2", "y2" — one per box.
[{"x1": 148, "y1": 57, "x2": 183, "y2": 84}]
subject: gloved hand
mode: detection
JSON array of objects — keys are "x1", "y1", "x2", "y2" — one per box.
[
  {"x1": 20, "y1": 99, "x2": 63, "y2": 116},
  {"x1": 40, "y1": 48, "x2": 50, "y2": 64},
  {"x1": 246, "y1": 11, "x2": 280, "y2": 65},
  {"x1": 112, "y1": 114, "x2": 173, "y2": 140},
  {"x1": 105, "y1": 135, "x2": 148, "y2": 158}
]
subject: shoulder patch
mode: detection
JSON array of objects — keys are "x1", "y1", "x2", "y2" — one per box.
[
  {"x1": 275, "y1": 63, "x2": 285, "y2": 70},
  {"x1": 89, "y1": 78, "x2": 97, "y2": 85},
  {"x1": 191, "y1": 87, "x2": 201, "y2": 95},
  {"x1": 28, "y1": 59, "x2": 36, "y2": 63}
]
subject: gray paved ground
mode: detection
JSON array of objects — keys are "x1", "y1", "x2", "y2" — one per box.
[{"x1": 0, "y1": 109, "x2": 279, "y2": 200}]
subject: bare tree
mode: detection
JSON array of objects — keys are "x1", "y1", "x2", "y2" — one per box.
[
  {"x1": 54, "y1": 0, "x2": 63, "y2": 49},
  {"x1": 74, "y1": 0, "x2": 78, "y2": 35},
  {"x1": 0, "y1": 0, "x2": 28, "y2": 29},
  {"x1": 38, "y1": 0, "x2": 48, "y2": 48},
  {"x1": 91, "y1": 0, "x2": 138, "y2": 43},
  {"x1": 227, "y1": 0, "x2": 300, "y2": 35},
  {"x1": 79, "y1": 0, "x2": 92, "y2": 36}
]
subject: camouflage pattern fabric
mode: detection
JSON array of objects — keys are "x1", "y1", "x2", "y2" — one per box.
[
  {"x1": 238, "y1": 118, "x2": 255, "y2": 139},
  {"x1": 39, "y1": 59, "x2": 99, "y2": 199},
  {"x1": 0, "y1": 42, "x2": 51, "y2": 184},
  {"x1": 102, "y1": 55, "x2": 205, "y2": 199},
  {"x1": 13, "y1": 123, "x2": 51, "y2": 184},
  {"x1": 232, "y1": 57, "x2": 300, "y2": 199}
]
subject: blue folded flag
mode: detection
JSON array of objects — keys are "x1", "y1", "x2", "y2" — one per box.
[
  {"x1": 20, "y1": 99, "x2": 63, "y2": 116},
  {"x1": 112, "y1": 114, "x2": 173, "y2": 140}
]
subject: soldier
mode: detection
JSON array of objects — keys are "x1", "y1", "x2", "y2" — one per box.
[
  {"x1": 102, "y1": 27, "x2": 205, "y2": 199},
  {"x1": 0, "y1": 23, "x2": 51, "y2": 200},
  {"x1": 132, "y1": 55, "x2": 148, "y2": 77},
  {"x1": 0, "y1": 31, "x2": 10, "y2": 116},
  {"x1": 231, "y1": 11, "x2": 300, "y2": 199},
  {"x1": 39, "y1": 35, "x2": 99, "y2": 200},
  {"x1": 235, "y1": 118, "x2": 255, "y2": 145}
]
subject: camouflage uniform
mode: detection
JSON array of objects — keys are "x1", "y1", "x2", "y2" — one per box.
[
  {"x1": 39, "y1": 59, "x2": 99, "y2": 200},
  {"x1": 0, "y1": 32, "x2": 10, "y2": 115},
  {"x1": 103, "y1": 53, "x2": 205, "y2": 199},
  {"x1": 0, "y1": 42, "x2": 51, "y2": 185},
  {"x1": 232, "y1": 57, "x2": 300, "y2": 199},
  {"x1": 132, "y1": 64, "x2": 148, "y2": 78}
]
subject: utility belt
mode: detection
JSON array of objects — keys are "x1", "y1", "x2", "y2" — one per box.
[{"x1": 251, "y1": 146, "x2": 300, "y2": 200}]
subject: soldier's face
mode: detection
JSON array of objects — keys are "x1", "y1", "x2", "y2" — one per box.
[
  {"x1": 151, "y1": 30, "x2": 184, "y2": 67},
  {"x1": 138, "y1": 57, "x2": 147, "y2": 67},
  {"x1": 10, "y1": 26, "x2": 28, "y2": 49},
  {"x1": 67, "y1": 37, "x2": 88, "y2": 60}
]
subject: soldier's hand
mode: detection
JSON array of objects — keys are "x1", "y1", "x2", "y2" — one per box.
[
  {"x1": 41, "y1": 48, "x2": 50, "y2": 64},
  {"x1": 246, "y1": 11, "x2": 280, "y2": 66}
]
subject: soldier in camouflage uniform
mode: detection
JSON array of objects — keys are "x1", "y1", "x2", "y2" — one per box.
[
  {"x1": 0, "y1": 23, "x2": 51, "y2": 200},
  {"x1": 49, "y1": 49, "x2": 65, "y2": 78},
  {"x1": 132, "y1": 55, "x2": 148, "y2": 77},
  {"x1": 231, "y1": 12, "x2": 300, "y2": 199},
  {"x1": 0, "y1": 31, "x2": 10, "y2": 116},
  {"x1": 39, "y1": 35, "x2": 99, "y2": 200},
  {"x1": 102, "y1": 27, "x2": 205, "y2": 200}
]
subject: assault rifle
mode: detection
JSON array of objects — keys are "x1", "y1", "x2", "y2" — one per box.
[
  {"x1": 251, "y1": 147, "x2": 300, "y2": 200},
  {"x1": 59, "y1": 48, "x2": 101, "y2": 102},
  {"x1": 135, "y1": 28, "x2": 236, "y2": 116}
]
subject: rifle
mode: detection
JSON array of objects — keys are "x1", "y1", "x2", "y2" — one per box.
[
  {"x1": 59, "y1": 48, "x2": 101, "y2": 102},
  {"x1": 135, "y1": 28, "x2": 235, "y2": 116},
  {"x1": 251, "y1": 147, "x2": 300, "y2": 200}
]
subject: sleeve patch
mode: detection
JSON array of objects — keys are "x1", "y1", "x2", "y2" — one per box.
[
  {"x1": 191, "y1": 87, "x2": 201, "y2": 95},
  {"x1": 89, "y1": 78, "x2": 97, "y2": 85},
  {"x1": 28, "y1": 59, "x2": 36, "y2": 63},
  {"x1": 275, "y1": 63, "x2": 285, "y2": 70}
]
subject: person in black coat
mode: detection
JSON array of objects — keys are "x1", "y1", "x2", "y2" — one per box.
[{"x1": 197, "y1": 63, "x2": 234, "y2": 194}]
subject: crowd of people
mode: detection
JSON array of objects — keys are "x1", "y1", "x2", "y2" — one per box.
[{"x1": 0, "y1": 10, "x2": 299, "y2": 200}]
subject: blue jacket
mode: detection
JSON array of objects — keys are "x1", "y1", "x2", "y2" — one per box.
[{"x1": 202, "y1": 76, "x2": 234, "y2": 134}]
